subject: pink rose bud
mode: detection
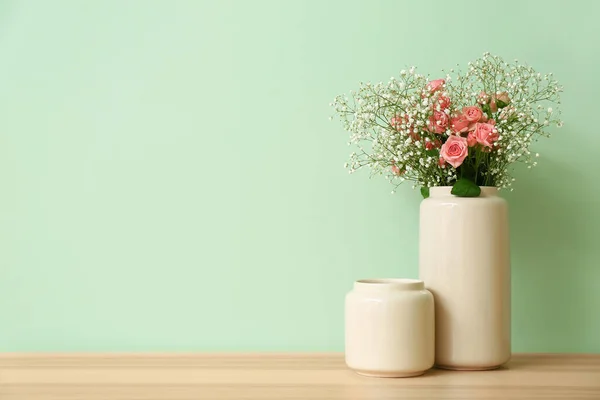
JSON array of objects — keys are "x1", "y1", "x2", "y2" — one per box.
[
  {"x1": 440, "y1": 135, "x2": 469, "y2": 168},
  {"x1": 490, "y1": 98, "x2": 498, "y2": 113},
  {"x1": 489, "y1": 92, "x2": 509, "y2": 113},
  {"x1": 496, "y1": 92, "x2": 510, "y2": 105},
  {"x1": 438, "y1": 157, "x2": 446, "y2": 168},
  {"x1": 426, "y1": 79, "x2": 445, "y2": 93},
  {"x1": 435, "y1": 95, "x2": 451, "y2": 110},
  {"x1": 428, "y1": 110, "x2": 449, "y2": 134},
  {"x1": 391, "y1": 163, "x2": 405, "y2": 176}
]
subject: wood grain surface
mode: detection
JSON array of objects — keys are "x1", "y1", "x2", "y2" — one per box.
[{"x1": 0, "y1": 353, "x2": 599, "y2": 399}]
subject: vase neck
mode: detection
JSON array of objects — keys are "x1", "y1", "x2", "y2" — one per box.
[
  {"x1": 429, "y1": 186, "x2": 498, "y2": 197},
  {"x1": 354, "y1": 279, "x2": 424, "y2": 292}
]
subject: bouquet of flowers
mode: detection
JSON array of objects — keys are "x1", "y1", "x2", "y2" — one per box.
[{"x1": 331, "y1": 53, "x2": 563, "y2": 197}]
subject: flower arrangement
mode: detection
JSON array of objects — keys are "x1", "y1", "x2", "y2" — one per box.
[{"x1": 331, "y1": 53, "x2": 563, "y2": 197}]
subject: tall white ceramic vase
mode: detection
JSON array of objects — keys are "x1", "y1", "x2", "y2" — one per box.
[{"x1": 419, "y1": 186, "x2": 511, "y2": 370}]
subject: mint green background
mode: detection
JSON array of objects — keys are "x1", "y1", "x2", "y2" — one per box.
[{"x1": 0, "y1": 0, "x2": 598, "y2": 352}]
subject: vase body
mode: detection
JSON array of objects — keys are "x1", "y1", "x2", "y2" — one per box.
[
  {"x1": 419, "y1": 186, "x2": 510, "y2": 370},
  {"x1": 345, "y1": 279, "x2": 434, "y2": 377}
]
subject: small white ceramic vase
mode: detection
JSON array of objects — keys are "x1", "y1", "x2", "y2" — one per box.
[
  {"x1": 419, "y1": 186, "x2": 511, "y2": 370},
  {"x1": 345, "y1": 279, "x2": 434, "y2": 377}
]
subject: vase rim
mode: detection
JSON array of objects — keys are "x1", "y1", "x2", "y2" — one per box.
[
  {"x1": 429, "y1": 186, "x2": 498, "y2": 197},
  {"x1": 354, "y1": 278, "x2": 424, "y2": 291}
]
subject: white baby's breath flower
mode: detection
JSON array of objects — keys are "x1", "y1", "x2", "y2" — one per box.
[{"x1": 331, "y1": 53, "x2": 562, "y2": 194}]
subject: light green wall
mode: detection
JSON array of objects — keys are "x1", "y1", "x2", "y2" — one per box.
[{"x1": 0, "y1": 0, "x2": 598, "y2": 352}]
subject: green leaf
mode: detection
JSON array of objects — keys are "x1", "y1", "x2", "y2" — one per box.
[
  {"x1": 451, "y1": 178, "x2": 481, "y2": 197},
  {"x1": 496, "y1": 99, "x2": 508, "y2": 109},
  {"x1": 425, "y1": 149, "x2": 438, "y2": 157},
  {"x1": 420, "y1": 187, "x2": 430, "y2": 199}
]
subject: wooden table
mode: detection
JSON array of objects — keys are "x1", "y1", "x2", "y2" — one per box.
[{"x1": 0, "y1": 353, "x2": 599, "y2": 399}]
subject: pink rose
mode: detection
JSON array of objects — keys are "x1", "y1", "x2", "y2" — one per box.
[
  {"x1": 462, "y1": 106, "x2": 485, "y2": 122},
  {"x1": 450, "y1": 115, "x2": 471, "y2": 134},
  {"x1": 467, "y1": 131, "x2": 478, "y2": 147},
  {"x1": 473, "y1": 123, "x2": 499, "y2": 147},
  {"x1": 435, "y1": 95, "x2": 451, "y2": 110},
  {"x1": 427, "y1": 79, "x2": 445, "y2": 93},
  {"x1": 428, "y1": 111, "x2": 449, "y2": 134},
  {"x1": 440, "y1": 135, "x2": 469, "y2": 168}
]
